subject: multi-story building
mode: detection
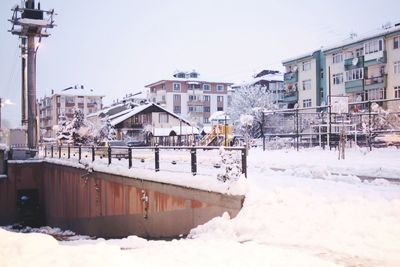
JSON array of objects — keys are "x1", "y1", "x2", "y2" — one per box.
[
  {"x1": 39, "y1": 85, "x2": 104, "y2": 138},
  {"x1": 231, "y1": 70, "x2": 286, "y2": 108},
  {"x1": 282, "y1": 22, "x2": 400, "y2": 111},
  {"x1": 282, "y1": 50, "x2": 326, "y2": 109},
  {"x1": 145, "y1": 70, "x2": 232, "y2": 126}
]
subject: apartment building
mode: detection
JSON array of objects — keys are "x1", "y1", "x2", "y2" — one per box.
[
  {"x1": 231, "y1": 70, "x2": 286, "y2": 108},
  {"x1": 282, "y1": 23, "x2": 400, "y2": 111},
  {"x1": 39, "y1": 85, "x2": 104, "y2": 138},
  {"x1": 282, "y1": 51, "x2": 325, "y2": 109},
  {"x1": 145, "y1": 70, "x2": 232, "y2": 126}
]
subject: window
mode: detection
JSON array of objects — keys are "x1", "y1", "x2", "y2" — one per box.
[
  {"x1": 302, "y1": 61, "x2": 311, "y2": 71},
  {"x1": 395, "y1": 86, "x2": 400, "y2": 99},
  {"x1": 217, "y1": 107, "x2": 223, "y2": 111},
  {"x1": 173, "y1": 106, "x2": 181, "y2": 114},
  {"x1": 302, "y1": 79, "x2": 311, "y2": 90},
  {"x1": 204, "y1": 106, "x2": 210, "y2": 112},
  {"x1": 394, "y1": 61, "x2": 400, "y2": 74},
  {"x1": 173, "y1": 83, "x2": 181, "y2": 91},
  {"x1": 189, "y1": 95, "x2": 197, "y2": 101},
  {"x1": 203, "y1": 95, "x2": 210, "y2": 102},
  {"x1": 367, "y1": 88, "x2": 385, "y2": 100},
  {"x1": 332, "y1": 73, "x2": 344, "y2": 85},
  {"x1": 356, "y1": 48, "x2": 363, "y2": 57},
  {"x1": 188, "y1": 106, "x2": 193, "y2": 112},
  {"x1": 65, "y1": 96, "x2": 74, "y2": 104},
  {"x1": 364, "y1": 39, "x2": 383, "y2": 54},
  {"x1": 159, "y1": 113, "x2": 169, "y2": 123},
  {"x1": 303, "y1": 99, "x2": 312, "y2": 108},
  {"x1": 332, "y1": 53, "x2": 343, "y2": 64},
  {"x1": 345, "y1": 68, "x2": 364, "y2": 81},
  {"x1": 217, "y1": 85, "x2": 224, "y2": 91},
  {"x1": 203, "y1": 84, "x2": 211, "y2": 91},
  {"x1": 173, "y1": 94, "x2": 181, "y2": 101},
  {"x1": 217, "y1": 96, "x2": 224, "y2": 102},
  {"x1": 394, "y1": 36, "x2": 400, "y2": 49},
  {"x1": 203, "y1": 117, "x2": 209, "y2": 124}
]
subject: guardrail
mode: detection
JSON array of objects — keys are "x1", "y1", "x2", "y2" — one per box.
[{"x1": 41, "y1": 144, "x2": 247, "y2": 178}]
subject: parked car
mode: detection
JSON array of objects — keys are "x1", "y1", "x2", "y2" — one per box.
[
  {"x1": 127, "y1": 140, "x2": 147, "y2": 147},
  {"x1": 96, "y1": 140, "x2": 129, "y2": 159},
  {"x1": 372, "y1": 134, "x2": 400, "y2": 148}
]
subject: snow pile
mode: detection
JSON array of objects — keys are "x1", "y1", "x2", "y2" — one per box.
[{"x1": 1, "y1": 147, "x2": 400, "y2": 266}]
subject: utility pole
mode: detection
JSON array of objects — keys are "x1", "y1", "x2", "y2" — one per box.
[
  {"x1": 0, "y1": 98, "x2": 2, "y2": 129},
  {"x1": 21, "y1": 37, "x2": 28, "y2": 126},
  {"x1": 9, "y1": 0, "x2": 55, "y2": 149}
]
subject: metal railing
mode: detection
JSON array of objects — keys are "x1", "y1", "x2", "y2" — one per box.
[{"x1": 41, "y1": 144, "x2": 248, "y2": 178}]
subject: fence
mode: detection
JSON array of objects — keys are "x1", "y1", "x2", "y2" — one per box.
[
  {"x1": 41, "y1": 144, "x2": 248, "y2": 178},
  {"x1": 260, "y1": 99, "x2": 400, "y2": 151}
]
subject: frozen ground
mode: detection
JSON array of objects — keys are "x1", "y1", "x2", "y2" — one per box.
[{"x1": 1, "y1": 147, "x2": 400, "y2": 266}]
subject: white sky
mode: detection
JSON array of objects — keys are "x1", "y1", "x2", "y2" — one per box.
[{"x1": 0, "y1": 0, "x2": 399, "y2": 127}]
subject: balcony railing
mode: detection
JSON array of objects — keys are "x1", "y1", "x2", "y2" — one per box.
[
  {"x1": 283, "y1": 90, "x2": 298, "y2": 102},
  {"x1": 364, "y1": 51, "x2": 387, "y2": 67},
  {"x1": 364, "y1": 75, "x2": 387, "y2": 91},
  {"x1": 344, "y1": 56, "x2": 364, "y2": 70},
  {"x1": 187, "y1": 100, "x2": 205, "y2": 105},
  {"x1": 345, "y1": 79, "x2": 363, "y2": 93},
  {"x1": 284, "y1": 71, "x2": 298, "y2": 83}
]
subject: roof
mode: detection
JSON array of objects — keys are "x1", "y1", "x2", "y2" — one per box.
[
  {"x1": 323, "y1": 24, "x2": 400, "y2": 53},
  {"x1": 110, "y1": 103, "x2": 191, "y2": 127},
  {"x1": 282, "y1": 49, "x2": 320, "y2": 64},
  {"x1": 145, "y1": 76, "x2": 234, "y2": 88},
  {"x1": 232, "y1": 73, "x2": 284, "y2": 88},
  {"x1": 153, "y1": 126, "x2": 199, "y2": 136},
  {"x1": 87, "y1": 103, "x2": 127, "y2": 118},
  {"x1": 52, "y1": 86, "x2": 104, "y2": 97}
]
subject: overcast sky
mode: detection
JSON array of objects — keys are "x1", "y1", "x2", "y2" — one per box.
[{"x1": 0, "y1": 0, "x2": 399, "y2": 127}]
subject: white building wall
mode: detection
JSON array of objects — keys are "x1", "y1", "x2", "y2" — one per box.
[
  {"x1": 326, "y1": 52, "x2": 346, "y2": 97},
  {"x1": 210, "y1": 94, "x2": 218, "y2": 114},
  {"x1": 297, "y1": 58, "x2": 317, "y2": 108},
  {"x1": 386, "y1": 34, "x2": 400, "y2": 111}
]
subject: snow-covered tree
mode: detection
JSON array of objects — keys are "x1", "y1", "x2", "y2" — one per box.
[
  {"x1": 98, "y1": 117, "x2": 116, "y2": 143},
  {"x1": 65, "y1": 109, "x2": 96, "y2": 145},
  {"x1": 361, "y1": 103, "x2": 400, "y2": 133},
  {"x1": 54, "y1": 113, "x2": 70, "y2": 144},
  {"x1": 228, "y1": 85, "x2": 277, "y2": 137}
]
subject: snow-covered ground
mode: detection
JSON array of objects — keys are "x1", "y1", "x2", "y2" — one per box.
[{"x1": 1, "y1": 147, "x2": 400, "y2": 266}]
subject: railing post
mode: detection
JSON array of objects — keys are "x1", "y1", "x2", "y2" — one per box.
[
  {"x1": 44, "y1": 145, "x2": 47, "y2": 158},
  {"x1": 67, "y1": 144, "x2": 70, "y2": 159},
  {"x1": 128, "y1": 147, "x2": 132, "y2": 169},
  {"x1": 51, "y1": 145, "x2": 53, "y2": 158},
  {"x1": 78, "y1": 145, "x2": 82, "y2": 162},
  {"x1": 154, "y1": 144, "x2": 159, "y2": 172},
  {"x1": 191, "y1": 144, "x2": 197, "y2": 175},
  {"x1": 108, "y1": 145, "x2": 112, "y2": 165},
  {"x1": 368, "y1": 100, "x2": 372, "y2": 151},
  {"x1": 92, "y1": 145, "x2": 95, "y2": 162},
  {"x1": 241, "y1": 147, "x2": 247, "y2": 178},
  {"x1": 58, "y1": 145, "x2": 61, "y2": 159}
]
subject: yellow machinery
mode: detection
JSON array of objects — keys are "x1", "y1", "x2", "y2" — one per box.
[{"x1": 200, "y1": 124, "x2": 234, "y2": 146}]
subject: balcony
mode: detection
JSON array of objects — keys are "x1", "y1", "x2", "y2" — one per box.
[
  {"x1": 284, "y1": 71, "x2": 298, "y2": 84},
  {"x1": 345, "y1": 79, "x2": 363, "y2": 93},
  {"x1": 364, "y1": 75, "x2": 387, "y2": 91},
  {"x1": 283, "y1": 90, "x2": 298, "y2": 103},
  {"x1": 364, "y1": 51, "x2": 387, "y2": 67},
  {"x1": 187, "y1": 100, "x2": 204, "y2": 106},
  {"x1": 344, "y1": 56, "x2": 364, "y2": 70}
]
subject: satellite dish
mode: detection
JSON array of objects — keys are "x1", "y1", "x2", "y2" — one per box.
[
  {"x1": 356, "y1": 95, "x2": 362, "y2": 102},
  {"x1": 293, "y1": 66, "x2": 298, "y2": 72},
  {"x1": 352, "y1": 57, "x2": 358, "y2": 66},
  {"x1": 294, "y1": 103, "x2": 299, "y2": 109}
]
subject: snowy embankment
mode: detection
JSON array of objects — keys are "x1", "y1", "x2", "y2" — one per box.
[{"x1": 1, "y1": 147, "x2": 400, "y2": 266}]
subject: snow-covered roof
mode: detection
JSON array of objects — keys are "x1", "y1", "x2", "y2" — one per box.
[
  {"x1": 232, "y1": 73, "x2": 283, "y2": 88},
  {"x1": 323, "y1": 24, "x2": 400, "y2": 53},
  {"x1": 110, "y1": 103, "x2": 191, "y2": 127},
  {"x1": 282, "y1": 49, "x2": 320, "y2": 64},
  {"x1": 153, "y1": 128, "x2": 173, "y2": 137},
  {"x1": 17, "y1": 18, "x2": 50, "y2": 27},
  {"x1": 209, "y1": 111, "x2": 230, "y2": 121},
  {"x1": 145, "y1": 76, "x2": 233, "y2": 87},
  {"x1": 110, "y1": 104, "x2": 153, "y2": 126},
  {"x1": 171, "y1": 126, "x2": 199, "y2": 135},
  {"x1": 52, "y1": 87, "x2": 104, "y2": 97},
  {"x1": 87, "y1": 103, "x2": 127, "y2": 118}
]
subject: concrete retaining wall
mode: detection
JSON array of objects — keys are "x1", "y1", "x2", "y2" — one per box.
[{"x1": 1, "y1": 161, "x2": 244, "y2": 238}]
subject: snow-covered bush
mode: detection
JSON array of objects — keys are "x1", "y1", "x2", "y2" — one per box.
[{"x1": 217, "y1": 147, "x2": 242, "y2": 182}]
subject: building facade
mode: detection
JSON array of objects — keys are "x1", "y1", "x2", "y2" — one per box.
[
  {"x1": 39, "y1": 86, "x2": 104, "y2": 138},
  {"x1": 282, "y1": 23, "x2": 400, "y2": 111},
  {"x1": 145, "y1": 71, "x2": 232, "y2": 126}
]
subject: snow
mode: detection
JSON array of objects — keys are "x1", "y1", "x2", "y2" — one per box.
[
  {"x1": 2, "y1": 147, "x2": 400, "y2": 266},
  {"x1": 17, "y1": 18, "x2": 50, "y2": 27},
  {"x1": 0, "y1": 143, "x2": 9, "y2": 151},
  {"x1": 232, "y1": 73, "x2": 284, "y2": 88}
]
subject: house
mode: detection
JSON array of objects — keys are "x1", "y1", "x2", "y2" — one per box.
[{"x1": 90, "y1": 102, "x2": 198, "y2": 146}]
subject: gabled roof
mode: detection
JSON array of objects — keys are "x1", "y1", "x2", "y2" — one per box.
[
  {"x1": 145, "y1": 77, "x2": 233, "y2": 88},
  {"x1": 110, "y1": 103, "x2": 191, "y2": 127}
]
